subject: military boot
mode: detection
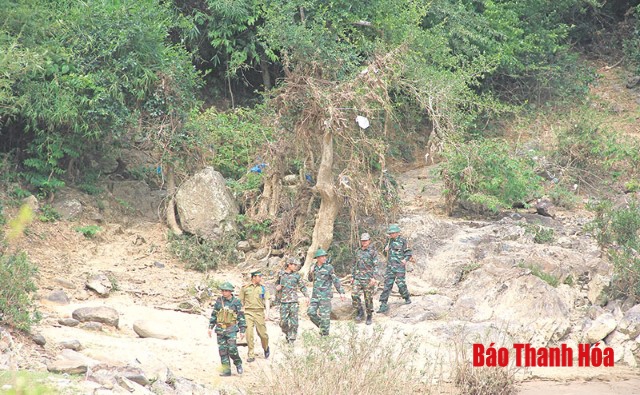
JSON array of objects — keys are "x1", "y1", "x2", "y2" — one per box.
[
  {"x1": 377, "y1": 303, "x2": 389, "y2": 313},
  {"x1": 219, "y1": 365, "x2": 231, "y2": 376},
  {"x1": 355, "y1": 307, "x2": 364, "y2": 322},
  {"x1": 365, "y1": 314, "x2": 372, "y2": 325},
  {"x1": 405, "y1": 297, "x2": 412, "y2": 304}
]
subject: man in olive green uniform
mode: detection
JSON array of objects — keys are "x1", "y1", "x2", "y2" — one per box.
[
  {"x1": 208, "y1": 282, "x2": 246, "y2": 376},
  {"x1": 275, "y1": 257, "x2": 308, "y2": 343},
  {"x1": 239, "y1": 270, "x2": 270, "y2": 362},
  {"x1": 352, "y1": 232, "x2": 379, "y2": 325},
  {"x1": 307, "y1": 248, "x2": 345, "y2": 336},
  {"x1": 378, "y1": 224, "x2": 412, "y2": 313}
]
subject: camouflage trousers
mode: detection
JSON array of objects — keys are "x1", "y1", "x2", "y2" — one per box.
[
  {"x1": 351, "y1": 279, "x2": 375, "y2": 314},
  {"x1": 279, "y1": 302, "x2": 300, "y2": 341},
  {"x1": 379, "y1": 270, "x2": 409, "y2": 303},
  {"x1": 307, "y1": 298, "x2": 332, "y2": 336},
  {"x1": 215, "y1": 327, "x2": 242, "y2": 373}
]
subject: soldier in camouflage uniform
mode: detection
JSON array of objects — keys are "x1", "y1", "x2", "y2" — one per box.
[
  {"x1": 351, "y1": 233, "x2": 379, "y2": 325},
  {"x1": 275, "y1": 257, "x2": 308, "y2": 343},
  {"x1": 378, "y1": 224, "x2": 412, "y2": 313},
  {"x1": 307, "y1": 248, "x2": 345, "y2": 336},
  {"x1": 207, "y1": 282, "x2": 246, "y2": 376}
]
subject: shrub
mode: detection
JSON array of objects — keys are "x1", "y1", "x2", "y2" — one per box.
[
  {"x1": 624, "y1": 5, "x2": 640, "y2": 74},
  {"x1": 0, "y1": 252, "x2": 41, "y2": 331},
  {"x1": 168, "y1": 232, "x2": 238, "y2": 272},
  {"x1": 453, "y1": 330, "x2": 519, "y2": 395},
  {"x1": 38, "y1": 204, "x2": 61, "y2": 223},
  {"x1": 553, "y1": 120, "x2": 640, "y2": 187},
  {"x1": 260, "y1": 325, "x2": 432, "y2": 395},
  {"x1": 548, "y1": 185, "x2": 580, "y2": 209},
  {"x1": 236, "y1": 214, "x2": 272, "y2": 241},
  {"x1": 522, "y1": 224, "x2": 555, "y2": 244},
  {"x1": 75, "y1": 225, "x2": 102, "y2": 238},
  {"x1": 441, "y1": 139, "x2": 544, "y2": 214},
  {"x1": 587, "y1": 199, "x2": 640, "y2": 302},
  {"x1": 189, "y1": 277, "x2": 224, "y2": 304}
]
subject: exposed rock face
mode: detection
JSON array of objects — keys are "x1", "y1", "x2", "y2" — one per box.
[
  {"x1": 618, "y1": 304, "x2": 640, "y2": 339},
  {"x1": 175, "y1": 167, "x2": 238, "y2": 240},
  {"x1": 109, "y1": 180, "x2": 166, "y2": 221},
  {"x1": 52, "y1": 198, "x2": 83, "y2": 220}
]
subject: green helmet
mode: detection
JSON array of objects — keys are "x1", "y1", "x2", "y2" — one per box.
[
  {"x1": 219, "y1": 282, "x2": 235, "y2": 291},
  {"x1": 314, "y1": 248, "x2": 328, "y2": 258},
  {"x1": 386, "y1": 224, "x2": 401, "y2": 233}
]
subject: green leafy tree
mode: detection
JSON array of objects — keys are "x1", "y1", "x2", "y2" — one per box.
[{"x1": 0, "y1": 0, "x2": 200, "y2": 196}]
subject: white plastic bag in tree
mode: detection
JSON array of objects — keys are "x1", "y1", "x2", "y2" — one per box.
[{"x1": 355, "y1": 115, "x2": 370, "y2": 129}]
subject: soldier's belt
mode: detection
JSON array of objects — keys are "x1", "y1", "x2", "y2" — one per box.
[{"x1": 217, "y1": 322, "x2": 237, "y2": 329}]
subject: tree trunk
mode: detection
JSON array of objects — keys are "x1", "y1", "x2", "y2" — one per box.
[
  {"x1": 257, "y1": 172, "x2": 281, "y2": 218},
  {"x1": 301, "y1": 131, "x2": 339, "y2": 277},
  {"x1": 166, "y1": 165, "x2": 183, "y2": 235},
  {"x1": 260, "y1": 58, "x2": 272, "y2": 90}
]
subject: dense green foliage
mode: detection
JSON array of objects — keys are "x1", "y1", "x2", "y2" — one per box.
[
  {"x1": 624, "y1": 4, "x2": 640, "y2": 73},
  {"x1": 0, "y1": 0, "x2": 199, "y2": 194},
  {"x1": 189, "y1": 107, "x2": 272, "y2": 180},
  {"x1": 2, "y1": 0, "x2": 639, "y2": 284},
  {"x1": 0, "y1": 252, "x2": 40, "y2": 331}
]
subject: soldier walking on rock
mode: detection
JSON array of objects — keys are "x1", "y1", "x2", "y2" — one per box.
[
  {"x1": 307, "y1": 248, "x2": 345, "y2": 336},
  {"x1": 378, "y1": 224, "x2": 412, "y2": 313},
  {"x1": 240, "y1": 271, "x2": 271, "y2": 362},
  {"x1": 275, "y1": 257, "x2": 308, "y2": 343},
  {"x1": 352, "y1": 233, "x2": 379, "y2": 325},
  {"x1": 207, "y1": 282, "x2": 246, "y2": 376}
]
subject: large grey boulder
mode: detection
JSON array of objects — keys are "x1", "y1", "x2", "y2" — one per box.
[
  {"x1": 47, "y1": 349, "x2": 99, "y2": 374},
  {"x1": 72, "y1": 306, "x2": 119, "y2": 327},
  {"x1": 175, "y1": 167, "x2": 238, "y2": 240},
  {"x1": 133, "y1": 320, "x2": 175, "y2": 340}
]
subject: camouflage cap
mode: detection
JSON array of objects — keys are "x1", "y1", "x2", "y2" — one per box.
[
  {"x1": 219, "y1": 282, "x2": 234, "y2": 291},
  {"x1": 314, "y1": 248, "x2": 328, "y2": 258},
  {"x1": 360, "y1": 232, "x2": 371, "y2": 241},
  {"x1": 286, "y1": 257, "x2": 301, "y2": 266},
  {"x1": 386, "y1": 224, "x2": 401, "y2": 233}
]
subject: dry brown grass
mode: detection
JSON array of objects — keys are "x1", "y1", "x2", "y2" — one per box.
[{"x1": 259, "y1": 324, "x2": 440, "y2": 395}]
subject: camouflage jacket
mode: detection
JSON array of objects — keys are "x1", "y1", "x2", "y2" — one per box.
[
  {"x1": 385, "y1": 236, "x2": 412, "y2": 272},
  {"x1": 352, "y1": 246, "x2": 380, "y2": 282},
  {"x1": 308, "y1": 262, "x2": 344, "y2": 300},
  {"x1": 209, "y1": 296, "x2": 246, "y2": 332},
  {"x1": 277, "y1": 271, "x2": 308, "y2": 303}
]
